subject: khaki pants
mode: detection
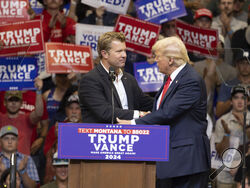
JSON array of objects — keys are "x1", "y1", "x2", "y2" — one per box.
[{"x1": 217, "y1": 181, "x2": 236, "y2": 188}]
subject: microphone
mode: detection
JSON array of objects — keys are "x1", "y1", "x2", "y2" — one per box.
[
  {"x1": 109, "y1": 66, "x2": 116, "y2": 82},
  {"x1": 108, "y1": 66, "x2": 115, "y2": 125},
  {"x1": 10, "y1": 153, "x2": 16, "y2": 188}
]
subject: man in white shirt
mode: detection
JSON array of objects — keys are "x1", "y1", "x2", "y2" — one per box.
[{"x1": 78, "y1": 32, "x2": 153, "y2": 123}]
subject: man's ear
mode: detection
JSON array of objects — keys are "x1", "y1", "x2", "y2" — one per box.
[
  {"x1": 101, "y1": 50, "x2": 109, "y2": 59},
  {"x1": 168, "y1": 57, "x2": 174, "y2": 66}
]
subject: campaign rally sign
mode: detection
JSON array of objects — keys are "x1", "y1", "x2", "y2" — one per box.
[
  {"x1": 0, "y1": 20, "x2": 44, "y2": 57},
  {"x1": 45, "y1": 42, "x2": 93, "y2": 73},
  {"x1": 81, "y1": 0, "x2": 130, "y2": 15},
  {"x1": 0, "y1": 0, "x2": 30, "y2": 24},
  {"x1": 0, "y1": 56, "x2": 38, "y2": 90},
  {"x1": 58, "y1": 123, "x2": 170, "y2": 161},
  {"x1": 76, "y1": 24, "x2": 114, "y2": 59},
  {"x1": 29, "y1": 0, "x2": 43, "y2": 14},
  {"x1": 175, "y1": 20, "x2": 218, "y2": 58},
  {"x1": 135, "y1": 0, "x2": 186, "y2": 24},
  {"x1": 114, "y1": 15, "x2": 161, "y2": 56},
  {"x1": 134, "y1": 61, "x2": 164, "y2": 92},
  {"x1": 210, "y1": 133, "x2": 240, "y2": 171}
]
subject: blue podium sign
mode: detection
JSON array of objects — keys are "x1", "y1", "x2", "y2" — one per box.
[{"x1": 58, "y1": 123, "x2": 169, "y2": 161}]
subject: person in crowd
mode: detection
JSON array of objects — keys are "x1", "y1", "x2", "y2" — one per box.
[
  {"x1": 231, "y1": 4, "x2": 250, "y2": 60},
  {"x1": 211, "y1": 0, "x2": 247, "y2": 65},
  {"x1": 117, "y1": 36, "x2": 210, "y2": 188},
  {"x1": 78, "y1": 32, "x2": 153, "y2": 123},
  {"x1": 43, "y1": 73, "x2": 77, "y2": 128},
  {"x1": 0, "y1": 125, "x2": 39, "y2": 188},
  {"x1": 214, "y1": 85, "x2": 250, "y2": 187},
  {"x1": 233, "y1": 0, "x2": 248, "y2": 22},
  {"x1": 41, "y1": 152, "x2": 69, "y2": 188},
  {"x1": 43, "y1": 94, "x2": 81, "y2": 184},
  {"x1": 79, "y1": 6, "x2": 118, "y2": 26},
  {"x1": 216, "y1": 49, "x2": 250, "y2": 117},
  {"x1": 0, "y1": 88, "x2": 49, "y2": 185},
  {"x1": 160, "y1": 20, "x2": 176, "y2": 38},
  {"x1": 189, "y1": 8, "x2": 213, "y2": 63},
  {"x1": 0, "y1": 168, "x2": 21, "y2": 188},
  {"x1": 38, "y1": 0, "x2": 76, "y2": 43},
  {"x1": 0, "y1": 79, "x2": 44, "y2": 155}
]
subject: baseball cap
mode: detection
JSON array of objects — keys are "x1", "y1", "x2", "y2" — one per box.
[
  {"x1": 231, "y1": 85, "x2": 248, "y2": 97},
  {"x1": 65, "y1": 94, "x2": 80, "y2": 107},
  {"x1": 4, "y1": 91, "x2": 22, "y2": 101},
  {"x1": 52, "y1": 152, "x2": 69, "y2": 166},
  {"x1": 0, "y1": 125, "x2": 18, "y2": 138},
  {"x1": 194, "y1": 8, "x2": 213, "y2": 20},
  {"x1": 234, "y1": 49, "x2": 250, "y2": 63}
]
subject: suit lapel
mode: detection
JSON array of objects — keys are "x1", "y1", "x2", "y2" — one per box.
[
  {"x1": 159, "y1": 64, "x2": 189, "y2": 107},
  {"x1": 96, "y1": 63, "x2": 123, "y2": 108}
]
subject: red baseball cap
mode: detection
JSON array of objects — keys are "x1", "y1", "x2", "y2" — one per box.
[{"x1": 194, "y1": 8, "x2": 213, "y2": 20}]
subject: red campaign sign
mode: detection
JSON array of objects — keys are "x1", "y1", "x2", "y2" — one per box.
[
  {"x1": 45, "y1": 42, "x2": 93, "y2": 73},
  {"x1": 175, "y1": 20, "x2": 218, "y2": 58},
  {"x1": 0, "y1": 0, "x2": 30, "y2": 24},
  {"x1": 114, "y1": 15, "x2": 161, "y2": 57},
  {"x1": 0, "y1": 19, "x2": 44, "y2": 57}
]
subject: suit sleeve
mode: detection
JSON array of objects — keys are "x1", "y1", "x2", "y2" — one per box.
[
  {"x1": 79, "y1": 74, "x2": 135, "y2": 122},
  {"x1": 136, "y1": 77, "x2": 206, "y2": 125}
]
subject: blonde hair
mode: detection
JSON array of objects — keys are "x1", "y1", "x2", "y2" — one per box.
[
  {"x1": 97, "y1": 32, "x2": 126, "y2": 59},
  {"x1": 152, "y1": 36, "x2": 190, "y2": 65}
]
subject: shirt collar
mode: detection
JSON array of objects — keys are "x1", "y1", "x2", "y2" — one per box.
[
  {"x1": 100, "y1": 61, "x2": 123, "y2": 81},
  {"x1": 169, "y1": 63, "x2": 186, "y2": 81}
]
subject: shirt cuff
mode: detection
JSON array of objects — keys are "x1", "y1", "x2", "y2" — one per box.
[
  {"x1": 133, "y1": 110, "x2": 140, "y2": 119},
  {"x1": 131, "y1": 119, "x2": 136, "y2": 125}
]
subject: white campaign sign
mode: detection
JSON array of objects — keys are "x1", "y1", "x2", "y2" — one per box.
[
  {"x1": 76, "y1": 24, "x2": 113, "y2": 59},
  {"x1": 81, "y1": 0, "x2": 130, "y2": 15}
]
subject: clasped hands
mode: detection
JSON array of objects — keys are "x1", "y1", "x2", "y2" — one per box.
[{"x1": 116, "y1": 111, "x2": 150, "y2": 125}]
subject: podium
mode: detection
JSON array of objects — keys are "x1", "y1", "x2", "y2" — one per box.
[
  {"x1": 68, "y1": 160, "x2": 155, "y2": 188},
  {"x1": 57, "y1": 123, "x2": 169, "y2": 188}
]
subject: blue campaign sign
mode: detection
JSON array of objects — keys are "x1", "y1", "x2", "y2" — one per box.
[
  {"x1": 0, "y1": 57, "x2": 38, "y2": 90},
  {"x1": 29, "y1": 0, "x2": 44, "y2": 14},
  {"x1": 135, "y1": 0, "x2": 187, "y2": 24},
  {"x1": 134, "y1": 61, "x2": 164, "y2": 92},
  {"x1": 58, "y1": 123, "x2": 169, "y2": 161}
]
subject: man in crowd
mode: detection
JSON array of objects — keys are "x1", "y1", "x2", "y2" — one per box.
[
  {"x1": 41, "y1": 152, "x2": 69, "y2": 188},
  {"x1": 78, "y1": 31, "x2": 153, "y2": 123},
  {"x1": 0, "y1": 125, "x2": 39, "y2": 188},
  {"x1": 118, "y1": 36, "x2": 210, "y2": 187},
  {"x1": 0, "y1": 80, "x2": 44, "y2": 155},
  {"x1": 212, "y1": 0, "x2": 247, "y2": 65},
  {"x1": 43, "y1": 94, "x2": 81, "y2": 184},
  {"x1": 214, "y1": 85, "x2": 250, "y2": 187},
  {"x1": 216, "y1": 49, "x2": 250, "y2": 117}
]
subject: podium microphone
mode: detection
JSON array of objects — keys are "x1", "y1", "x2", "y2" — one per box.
[
  {"x1": 10, "y1": 153, "x2": 16, "y2": 188},
  {"x1": 109, "y1": 66, "x2": 116, "y2": 125},
  {"x1": 109, "y1": 66, "x2": 116, "y2": 82}
]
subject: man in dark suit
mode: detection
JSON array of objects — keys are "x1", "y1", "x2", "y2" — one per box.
[
  {"x1": 118, "y1": 36, "x2": 211, "y2": 188},
  {"x1": 78, "y1": 32, "x2": 153, "y2": 123}
]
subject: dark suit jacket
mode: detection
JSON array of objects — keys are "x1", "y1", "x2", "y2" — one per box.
[
  {"x1": 78, "y1": 63, "x2": 153, "y2": 123},
  {"x1": 136, "y1": 64, "x2": 211, "y2": 179}
]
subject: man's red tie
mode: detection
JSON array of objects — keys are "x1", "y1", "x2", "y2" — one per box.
[{"x1": 159, "y1": 76, "x2": 171, "y2": 105}]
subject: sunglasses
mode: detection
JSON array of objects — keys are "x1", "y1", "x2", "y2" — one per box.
[{"x1": 7, "y1": 97, "x2": 21, "y2": 102}]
